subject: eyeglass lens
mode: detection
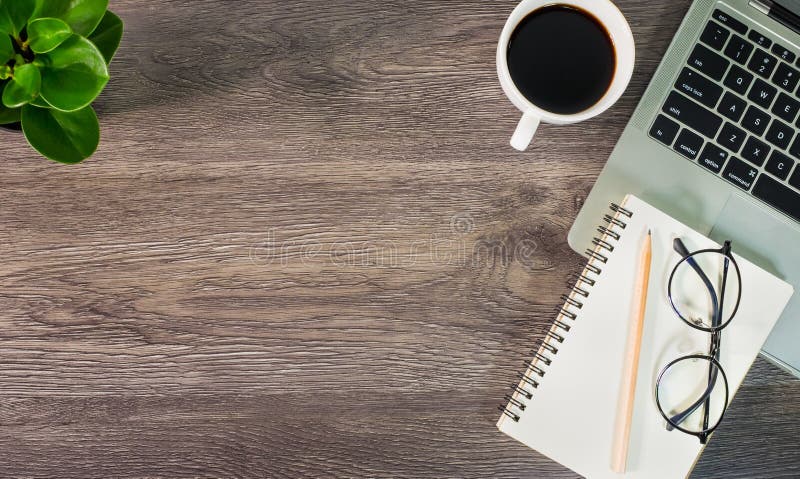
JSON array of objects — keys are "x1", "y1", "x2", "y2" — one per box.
[
  {"x1": 656, "y1": 355, "x2": 728, "y2": 436},
  {"x1": 670, "y1": 248, "x2": 740, "y2": 331}
]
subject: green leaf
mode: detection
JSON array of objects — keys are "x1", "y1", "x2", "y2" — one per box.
[
  {"x1": 87, "y1": 10, "x2": 122, "y2": 64},
  {"x1": 33, "y1": 0, "x2": 107, "y2": 36},
  {"x1": 0, "y1": 0, "x2": 35, "y2": 37},
  {"x1": 29, "y1": 94, "x2": 51, "y2": 107},
  {"x1": 21, "y1": 103, "x2": 99, "y2": 163},
  {"x1": 2, "y1": 63, "x2": 41, "y2": 108},
  {"x1": 0, "y1": 80, "x2": 21, "y2": 124},
  {"x1": 37, "y1": 34, "x2": 109, "y2": 112},
  {"x1": 0, "y1": 33, "x2": 13, "y2": 63},
  {"x1": 0, "y1": 102, "x2": 20, "y2": 124},
  {"x1": 27, "y1": 17, "x2": 71, "y2": 53}
]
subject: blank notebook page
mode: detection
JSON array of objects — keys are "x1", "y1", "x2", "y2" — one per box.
[{"x1": 497, "y1": 195, "x2": 793, "y2": 479}]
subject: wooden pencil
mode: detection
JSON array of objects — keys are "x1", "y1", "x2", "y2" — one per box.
[{"x1": 611, "y1": 229, "x2": 653, "y2": 474}]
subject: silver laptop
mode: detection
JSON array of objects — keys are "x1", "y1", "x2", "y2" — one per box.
[{"x1": 570, "y1": 0, "x2": 800, "y2": 377}]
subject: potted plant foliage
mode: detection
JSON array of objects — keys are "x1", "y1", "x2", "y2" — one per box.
[{"x1": 0, "y1": 0, "x2": 123, "y2": 164}]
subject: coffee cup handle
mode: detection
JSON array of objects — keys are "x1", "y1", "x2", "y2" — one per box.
[{"x1": 510, "y1": 111, "x2": 540, "y2": 151}]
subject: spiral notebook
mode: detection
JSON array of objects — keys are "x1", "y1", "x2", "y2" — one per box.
[{"x1": 497, "y1": 195, "x2": 793, "y2": 479}]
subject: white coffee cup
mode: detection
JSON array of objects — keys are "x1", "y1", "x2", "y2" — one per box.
[{"x1": 497, "y1": 0, "x2": 635, "y2": 151}]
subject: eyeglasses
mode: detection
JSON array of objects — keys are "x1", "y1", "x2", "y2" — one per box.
[{"x1": 654, "y1": 238, "x2": 742, "y2": 444}]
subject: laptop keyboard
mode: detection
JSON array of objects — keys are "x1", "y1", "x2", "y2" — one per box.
[{"x1": 649, "y1": 8, "x2": 800, "y2": 224}]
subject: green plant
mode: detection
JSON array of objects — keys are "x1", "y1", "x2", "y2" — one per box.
[{"x1": 0, "y1": 0, "x2": 122, "y2": 164}]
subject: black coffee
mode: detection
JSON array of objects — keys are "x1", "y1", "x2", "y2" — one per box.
[{"x1": 507, "y1": 5, "x2": 616, "y2": 115}]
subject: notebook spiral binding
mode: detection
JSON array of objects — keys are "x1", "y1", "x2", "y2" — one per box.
[{"x1": 498, "y1": 203, "x2": 633, "y2": 423}]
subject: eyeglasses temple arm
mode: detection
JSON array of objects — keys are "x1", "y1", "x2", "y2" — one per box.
[
  {"x1": 673, "y1": 239, "x2": 720, "y2": 323},
  {"x1": 702, "y1": 252, "x2": 731, "y2": 431},
  {"x1": 673, "y1": 238, "x2": 692, "y2": 258},
  {"x1": 668, "y1": 365, "x2": 720, "y2": 428}
]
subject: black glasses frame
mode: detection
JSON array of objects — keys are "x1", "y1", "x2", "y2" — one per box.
[{"x1": 655, "y1": 238, "x2": 741, "y2": 444}]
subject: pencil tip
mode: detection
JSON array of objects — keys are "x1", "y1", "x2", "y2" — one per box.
[{"x1": 648, "y1": 229, "x2": 652, "y2": 235}]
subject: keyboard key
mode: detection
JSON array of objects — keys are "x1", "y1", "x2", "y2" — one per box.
[
  {"x1": 741, "y1": 105, "x2": 770, "y2": 135},
  {"x1": 712, "y1": 9, "x2": 748, "y2": 34},
  {"x1": 748, "y1": 29, "x2": 773, "y2": 48},
  {"x1": 748, "y1": 48, "x2": 778, "y2": 78},
  {"x1": 662, "y1": 91, "x2": 723, "y2": 138},
  {"x1": 748, "y1": 78, "x2": 778, "y2": 108},
  {"x1": 789, "y1": 135, "x2": 800, "y2": 159},
  {"x1": 718, "y1": 92, "x2": 747, "y2": 121},
  {"x1": 723, "y1": 157, "x2": 759, "y2": 190},
  {"x1": 753, "y1": 175, "x2": 800, "y2": 222},
  {"x1": 741, "y1": 136, "x2": 771, "y2": 166},
  {"x1": 772, "y1": 62, "x2": 800, "y2": 92},
  {"x1": 676, "y1": 67, "x2": 723, "y2": 107},
  {"x1": 649, "y1": 114, "x2": 680, "y2": 146},
  {"x1": 689, "y1": 44, "x2": 730, "y2": 81},
  {"x1": 718, "y1": 122, "x2": 746, "y2": 152},
  {"x1": 766, "y1": 151, "x2": 795, "y2": 180},
  {"x1": 698, "y1": 143, "x2": 729, "y2": 173},
  {"x1": 772, "y1": 43, "x2": 796, "y2": 63},
  {"x1": 791, "y1": 166, "x2": 800, "y2": 189},
  {"x1": 723, "y1": 65, "x2": 754, "y2": 94},
  {"x1": 674, "y1": 129, "x2": 704, "y2": 159},
  {"x1": 772, "y1": 92, "x2": 800, "y2": 123},
  {"x1": 765, "y1": 119, "x2": 794, "y2": 149},
  {"x1": 725, "y1": 35, "x2": 754, "y2": 64},
  {"x1": 701, "y1": 21, "x2": 730, "y2": 50}
]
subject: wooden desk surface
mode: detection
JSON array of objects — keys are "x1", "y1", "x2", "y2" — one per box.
[{"x1": 1, "y1": 1, "x2": 798, "y2": 477}]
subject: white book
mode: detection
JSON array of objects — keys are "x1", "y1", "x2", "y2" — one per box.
[{"x1": 497, "y1": 195, "x2": 794, "y2": 479}]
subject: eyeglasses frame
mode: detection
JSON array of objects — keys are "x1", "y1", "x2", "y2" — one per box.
[{"x1": 654, "y1": 239, "x2": 741, "y2": 444}]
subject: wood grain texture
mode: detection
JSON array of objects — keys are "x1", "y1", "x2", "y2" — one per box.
[{"x1": 0, "y1": 0, "x2": 798, "y2": 477}]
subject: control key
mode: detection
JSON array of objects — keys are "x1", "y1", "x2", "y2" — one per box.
[{"x1": 674, "y1": 129, "x2": 703, "y2": 160}]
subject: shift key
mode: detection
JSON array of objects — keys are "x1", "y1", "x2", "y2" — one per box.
[{"x1": 663, "y1": 91, "x2": 723, "y2": 138}]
